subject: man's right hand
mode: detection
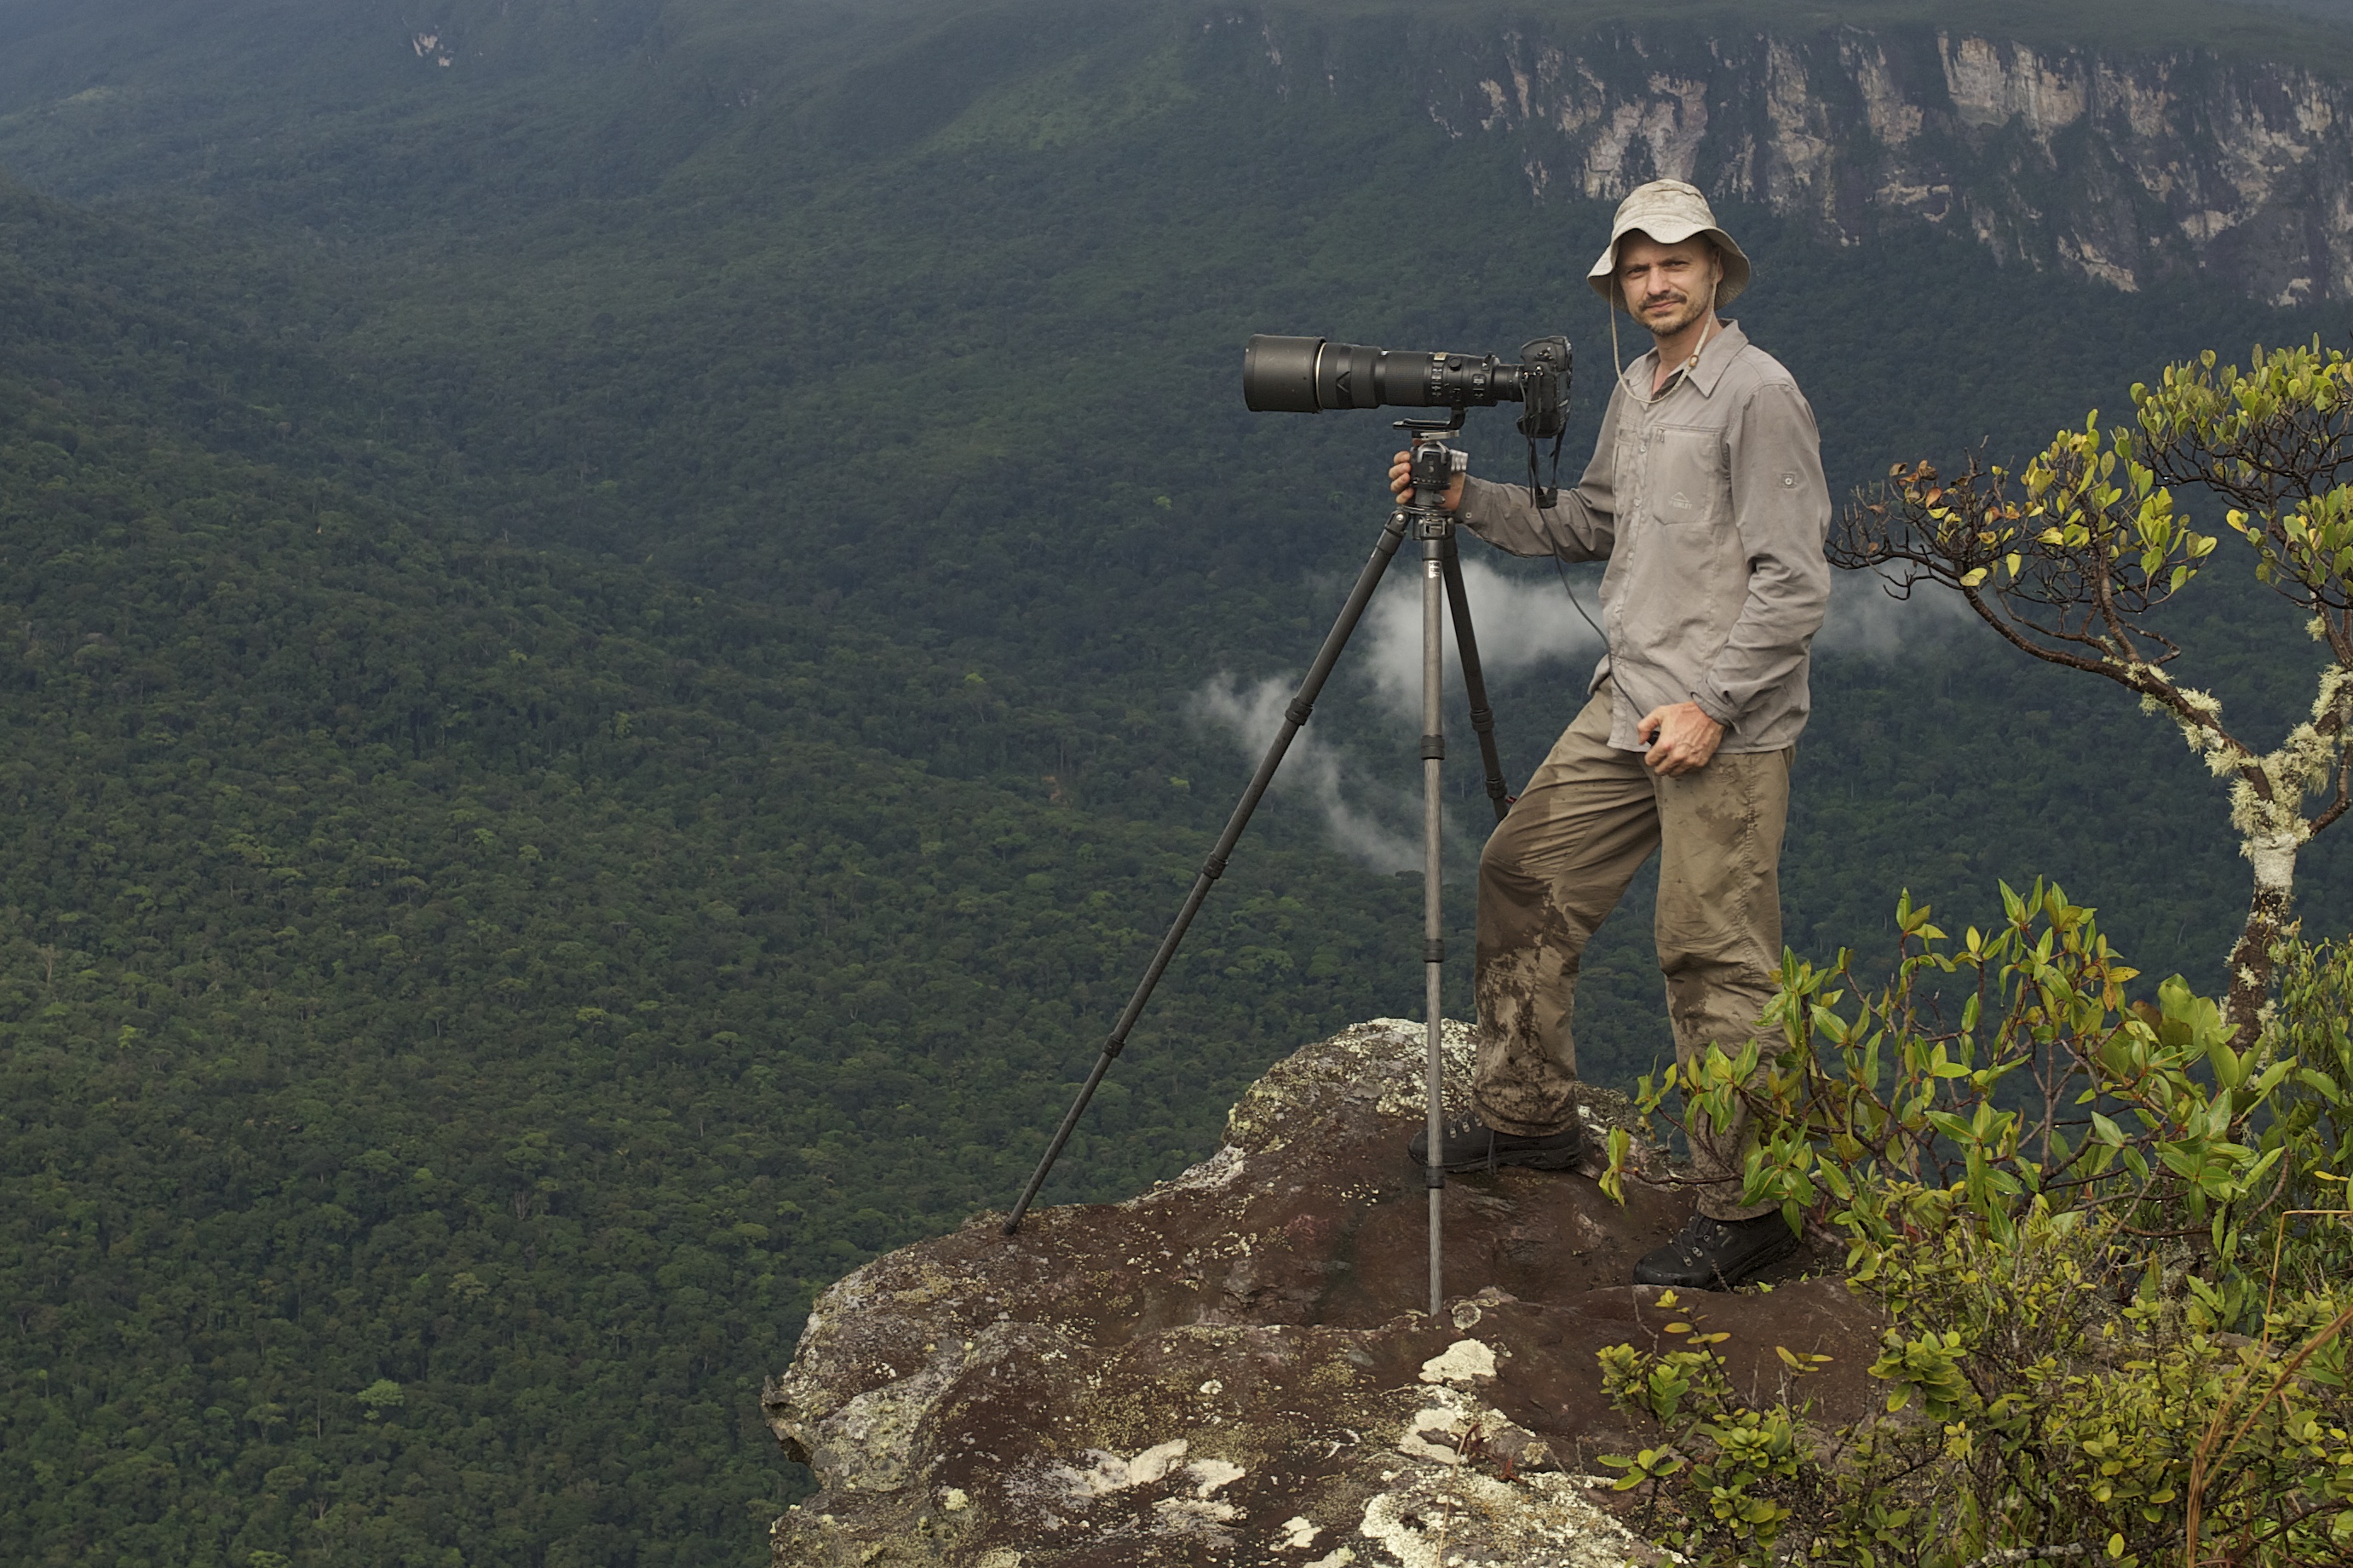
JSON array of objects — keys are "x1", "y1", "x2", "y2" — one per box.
[{"x1": 1389, "y1": 450, "x2": 1465, "y2": 512}]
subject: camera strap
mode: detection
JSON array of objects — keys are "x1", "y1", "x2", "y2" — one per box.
[{"x1": 1527, "y1": 422, "x2": 1566, "y2": 511}]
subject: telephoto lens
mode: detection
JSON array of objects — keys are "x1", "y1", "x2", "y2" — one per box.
[{"x1": 1243, "y1": 335, "x2": 1553, "y2": 414}]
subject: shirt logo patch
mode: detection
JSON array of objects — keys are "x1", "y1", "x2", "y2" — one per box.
[{"x1": 1670, "y1": 491, "x2": 1691, "y2": 508}]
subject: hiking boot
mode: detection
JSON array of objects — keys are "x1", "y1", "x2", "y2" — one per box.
[
  {"x1": 1633, "y1": 1211, "x2": 1800, "y2": 1290},
  {"x1": 1407, "y1": 1115, "x2": 1582, "y2": 1174}
]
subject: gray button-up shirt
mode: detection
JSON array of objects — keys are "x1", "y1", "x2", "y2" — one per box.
[{"x1": 1455, "y1": 319, "x2": 1831, "y2": 754}]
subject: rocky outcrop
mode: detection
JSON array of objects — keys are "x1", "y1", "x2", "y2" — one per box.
[
  {"x1": 762, "y1": 1020, "x2": 1884, "y2": 1566},
  {"x1": 1233, "y1": 15, "x2": 2353, "y2": 303}
]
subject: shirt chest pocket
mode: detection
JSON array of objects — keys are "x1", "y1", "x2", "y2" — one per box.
[{"x1": 1645, "y1": 424, "x2": 1727, "y2": 528}]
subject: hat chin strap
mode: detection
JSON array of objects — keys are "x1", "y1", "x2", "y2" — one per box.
[{"x1": 1683, "y1": 273, "x2": 1721, "y2": 370}]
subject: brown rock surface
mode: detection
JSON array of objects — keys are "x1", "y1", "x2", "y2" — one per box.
[{"x1": 762, "y1": 1019, "x2": 1884, "y2": 1566}]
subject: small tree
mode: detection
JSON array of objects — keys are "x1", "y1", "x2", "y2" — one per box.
[{"x1": 1837, "y1": 342, "x2": 2353, "y2": 1040}]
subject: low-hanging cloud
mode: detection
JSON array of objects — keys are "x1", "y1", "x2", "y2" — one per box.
[
  {"x1": 1815, "y1": 567, "x2": 1982, "y2": 658},
  {"x1": 1188, "y1": 559, "x2": 1588, "y2": 868},
  {"x1": 1187, "y1": 672, "x2": 1432, "y2": 874},
  {"x1": 1357, "y1": 556, "x2": 1604, "y2": 721}
]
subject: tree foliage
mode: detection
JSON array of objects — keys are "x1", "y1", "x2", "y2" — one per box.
[{"x1": 1838, "y1": 345, "x2": 2353, "y2": 1038}]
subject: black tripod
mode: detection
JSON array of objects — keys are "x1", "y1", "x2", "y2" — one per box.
[{"x1": 1004, "y1": 421, "x2": 1513, "y2": 1317}]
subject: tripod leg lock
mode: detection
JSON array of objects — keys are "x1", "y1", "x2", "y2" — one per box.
[
  {"x1": 1285, "y1": 698, "x2": 1313, "y2": 726},
  {"x1": 1424, "y1": 938, "x2": 1445, "y2": 963},
  {"x1": 1419, "y1": 733, "x2": 1445, "y2": 760},
  {"x1": 1201, "y1": 853, "x2": 1228, "y2": 880}
]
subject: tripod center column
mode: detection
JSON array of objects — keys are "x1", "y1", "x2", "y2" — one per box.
[{"x1": 1410, "y1": 434, "x2": 1465, "y2": 1319}]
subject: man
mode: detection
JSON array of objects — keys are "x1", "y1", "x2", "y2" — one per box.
[{"x1": 1388, "y1": 180, "x2": 1831, "y2": 1289}]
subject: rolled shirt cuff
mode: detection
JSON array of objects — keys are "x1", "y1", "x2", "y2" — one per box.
[{"x1": 1691, "y1": 687, "x2": 1739, "y2": 730}]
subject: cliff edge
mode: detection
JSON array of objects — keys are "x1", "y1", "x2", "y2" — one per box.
[{"x1": 762, "y1": 1020, "x2": 1884, "y2": 1566}]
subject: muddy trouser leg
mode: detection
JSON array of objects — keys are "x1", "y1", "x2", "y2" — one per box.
[
  {"x1": 1654, "y1": 744, "x2": 1792, "y2": 1221},
  {"x1": 1471, "y1": 683, "x2": 1661, "y2": 1138}
]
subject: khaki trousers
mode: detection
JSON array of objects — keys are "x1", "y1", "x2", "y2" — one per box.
[{"x1": 1473, "y1": 681, "x2": 1791, "y2": 1221}]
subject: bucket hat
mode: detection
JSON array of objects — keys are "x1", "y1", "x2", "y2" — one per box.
[{"x1": 1586, "y1": 180, "x2": 1750, "y2": 315}]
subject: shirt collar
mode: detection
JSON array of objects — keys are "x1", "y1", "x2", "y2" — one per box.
[{"x1": 1622, "y1": 318, "x2": 1747, "y2": 401}]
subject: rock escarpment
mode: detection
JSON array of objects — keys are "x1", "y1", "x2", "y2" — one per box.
[
  {"x1": 762, "y1": 1020, "x2": 1884, "y2": 1566},
  {"x1": 1229, "y1": 14, "x2": 2353, "y2": 304}
]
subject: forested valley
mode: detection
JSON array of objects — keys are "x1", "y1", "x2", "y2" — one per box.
[{"x1": 3, "y1": 0, "x2": 2353, "y2": 1563}]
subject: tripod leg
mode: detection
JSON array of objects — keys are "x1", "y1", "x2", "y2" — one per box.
[
  {"x1": 1421, "y1": 530, "x2": 1447, "y2": 1318},
  {"x1": 1441, "y1": 537, "x2": 1512, "y2": 824},
  {"x1": 1004, "y1": 509, "x2": 1414, "y2": 1234}
]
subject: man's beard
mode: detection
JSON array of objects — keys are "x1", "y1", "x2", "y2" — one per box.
[{"x1": 1639, "y1": 291, "x2": 1710, "y2": 339}]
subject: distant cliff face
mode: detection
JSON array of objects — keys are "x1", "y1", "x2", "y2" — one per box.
[{"x1": 1247, "y1": 19, "x2": 2353, "y2": 303}]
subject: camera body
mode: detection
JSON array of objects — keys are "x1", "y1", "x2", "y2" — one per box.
[{"x1": 1243, "y1": 334, "x2": 1569, "y2": 443}]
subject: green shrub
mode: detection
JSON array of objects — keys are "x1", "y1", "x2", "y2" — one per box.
[{"x1": 1596, "y1": 887, "x2": 2353, "y2": 1565}]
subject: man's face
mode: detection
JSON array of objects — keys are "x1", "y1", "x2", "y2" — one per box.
[{"x1": 1616, "y1": 233, "x2": 1722, "y2": 340}]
